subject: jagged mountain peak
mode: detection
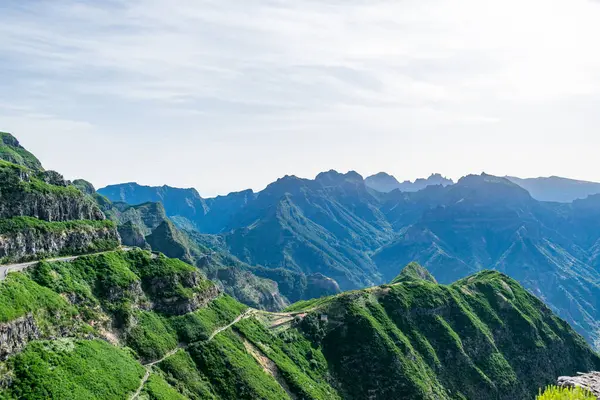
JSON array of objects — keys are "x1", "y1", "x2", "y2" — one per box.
[
  {"x1": 315, "y1": 169, "x2": 364, "y2": 185},
  {"x1": 365, "y1": 172, "x2": 453, "y2": 193}
]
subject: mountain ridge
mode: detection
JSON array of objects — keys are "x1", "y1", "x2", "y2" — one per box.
[
  {"x1": 1, "y1": 133, "x2": 600, "y2": 399},
  {"x1": 100, "y1": 172, "x2": 600, "y2": 347}
]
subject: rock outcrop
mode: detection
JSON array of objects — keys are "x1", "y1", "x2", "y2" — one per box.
[
  {"x1": 0, "y1": 314, "x2": 40, "y2": 361},
  {"x1": 558, "y1": 372, "x2": 600, "y2": 397},
  {"x1": 0, "y1": 224, "x2": 120, "y2": 262},
  {"x1": 0, "y1": 132, "x2": 44, "y2": 171},
  {"x1": 146, "y1": 270, "x2": 220, "y2": 315},
  {"x1": 0, "y1": 162, "x2": 104, "y2": 222},
  {"x1": 117, "y1": 222, "x2": 150, "y2": 249}
]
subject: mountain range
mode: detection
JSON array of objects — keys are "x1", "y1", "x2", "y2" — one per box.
[
  {"x1": 101, "y1": 171, "x2": 600, "y2": 348},
  {"x1": 0, "y1": 131, "x2": 599, "y2": 398}
]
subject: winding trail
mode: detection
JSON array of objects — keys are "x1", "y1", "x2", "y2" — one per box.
[
  {"x1": 208, "y1": 309, "x2": 255, "y2": 341},
  {"x1": 130, "y1": 309, "x2": 255, "y2": 400},
  {"x1": 129, "y1": 348, "x2": 180, "y2": 400}
]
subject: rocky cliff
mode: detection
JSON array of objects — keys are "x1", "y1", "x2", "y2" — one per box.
[
  {"x1": 0, "y1": 315, "x2": 39, "y2": 361},
  {"x1": 558, "y1": 372, "x2": 600, "y2": 397},
  {"x1": 0, "y1": 218, "x2": 119, "y2": 262},
  {"x1": 0, "y1": 161, "x2": 104, "y2": 222}
]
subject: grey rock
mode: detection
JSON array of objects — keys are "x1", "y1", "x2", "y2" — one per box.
[
  {"x1": 0, "y1": 314, "x2": 40, "y2": 361},
  {"x1": 0, "y1": 225, "x2": 120, "y2": 261},
  {"x1": 558, "y1": 372, "x2": 600, "y2": 397}
]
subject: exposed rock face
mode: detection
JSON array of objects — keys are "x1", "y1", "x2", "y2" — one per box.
[
  {"x1": 0, "y1": 225, "x2": 120, "y2": 261},
  {"x1": 0, "y1": 164, "x2": 104, "y2": 222},
  {"x1": 146, "y1": 271, "x2": 220, "y2": 315},
  {"x1": 117, "y1": 222, "x2": 150, "y2": 249},
  {"x1": 0, "y1": 314, "x2": 40, "y2": 361},
  {"x1": 305, "y1": 273, "x2": 341, "y2": 299},
  {"x1": 558, "y1": 372, "x2": 600, "y2": 397},
  {"x1": 0, "y1": 194, "x2": 104, "y2": 222},
  {"x1": 72, "y1": 179, "x2": 96, "y2": 195},
  {"x1": 214, "y1": 267, "x2": 289, "y2": 311},
  {"x1": 103, "y1": 280, "x2": 146, "y2": 305}
]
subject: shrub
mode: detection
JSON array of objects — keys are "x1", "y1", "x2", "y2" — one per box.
[{"x1": 537, "y1": 385, "x2": 596, "y2": 400}]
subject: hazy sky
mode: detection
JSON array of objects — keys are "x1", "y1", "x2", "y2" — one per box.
[{"x1": 2, "y1": 0, "x2": 600, "y2": 196}]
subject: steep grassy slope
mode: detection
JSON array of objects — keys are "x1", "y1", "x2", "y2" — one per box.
[
  {"x1": 1, "y1": 259, "x2": 597, "y2": 400},
  {"x1": 286, "y1": 267, "x2": 600, "y2": 399},
  {"x1": 375, "y1": 174, "x2": 600, "y2": 345},
  {"x1": 0, "y1": 132, "x2": 43, "y2": 171}
]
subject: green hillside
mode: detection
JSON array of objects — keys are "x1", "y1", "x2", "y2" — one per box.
[
  {"x1": 0, "y1": 257, "x2": 597, "y2": 399},
  {"x1": 0, "y1": 132, "x2": 43, "y2": 171}
]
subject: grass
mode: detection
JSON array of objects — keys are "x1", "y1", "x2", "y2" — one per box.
[
  {"x1": 0, "y1": 216, "x2": 115, "y2": 235},
  {"x1": 537, "y1": 385, "x2": 596, "y2": 399},
  {"x1": 142, "y1": 373, "x2": 189, "y2": 400},
  {"x1": 0, "y1": 133, "x2": 43, "y2": 170},
  {"x1": 188, "y1": 330, "x2": 289, "y2": 400},
  {"x1": 170, "y1": 295, "x2": 247, "y2": 343},
  {"x1": 236, "y1": 317, "x2": 341, "y2": 399},
  {"x1": 157, "y1": 349, "x2": 217, "y2": 400},
  {"x1": 30, "y1": 251, "x2": 141, "y2": 306},
  {"x1": 126, "y1": 311, "x2": 178, "y2": 362},
  {"x1": 1, "y1": 339, "x2": 145, "y2": 400},
  {"x1": 0, "y1": 273, "x2": 76, "y2": 324},
  {"x1": 283, "y1": 294, "x2": 336, "y2": 312}
]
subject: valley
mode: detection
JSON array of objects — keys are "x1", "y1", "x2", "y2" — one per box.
[{"x1": 0, "y1": 132, "x2": 599, "y2": 399}]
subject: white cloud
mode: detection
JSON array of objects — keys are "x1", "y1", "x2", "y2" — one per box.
[{"x1": 1, "y1": 0, "x2": 600, "y2": 195}]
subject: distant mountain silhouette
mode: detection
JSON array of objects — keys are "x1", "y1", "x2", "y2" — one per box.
[{"x1": 506, "y1": 176, "x2": 600, "y2": 202}]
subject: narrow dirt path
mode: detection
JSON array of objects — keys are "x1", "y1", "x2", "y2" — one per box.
[
  {"x1": 241, "y1": 334, "x2": 298, "y2": 400},
  {"x1": 208, "y1": 309, "x2": 254, "y2": 341},
  {"x1": 129, "y1": 307, "x2": 318, "y2": 398},
  {"x1": 129, "y1": 347, "x2": 181, "y2": 400},
  {"x1": 130, "y1": 309, "x2": 255, "y2": 399}
]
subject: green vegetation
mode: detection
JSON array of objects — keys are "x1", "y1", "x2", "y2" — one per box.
[
  {"x1": 171, "y1": 295, "x2": 247, "y2": 343},
  {"x1": 142, "y1": 373, "x2": 189, "y2": 400},
  {"x1": 1, "y1": 339, "x2": 144, "y2": 400},
  {"x1": 283, "y1": 294, "x2": 336, "y2": 313},
  {"x1": 537, "y1": 386, "x2": 596, "y2": 400},
  {"x1": 126, "y1": 311, "x2": 178, "y2": 361},
  {"x1": 390, "y1": 262, "x2": 437, "y2": 284},
  {"x1": 0, "y1": 132, "x2": 43, "y2": 170},
  {"x1": 236, "y1": 318, "x2": 340, "y2": 399},
  {"x1": 0, "y1": 216, "x2": 116, "y2": 235},
  {"x1": 156, "y1": 350, "x2": 217, "y2": 399},
  {"x1": 0, "y1": 159, "x2": 102, "y2": 225},
  {"x1": 188, "y1": 330, "x2": 289, "y2": 400},
  {"x1": 31, "y1": 251, "x2": 141, "y2": 307},
  {"x1": 1, "y1": 254, "x2": 599, "y2": 400},
  {"x1": 0, "y1": 273, "x2": 76, "y2": 324}
]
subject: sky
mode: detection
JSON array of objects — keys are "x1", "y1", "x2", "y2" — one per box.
[{"x1": 1, "y1": 0, "x2": 600, "y2": 197}]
